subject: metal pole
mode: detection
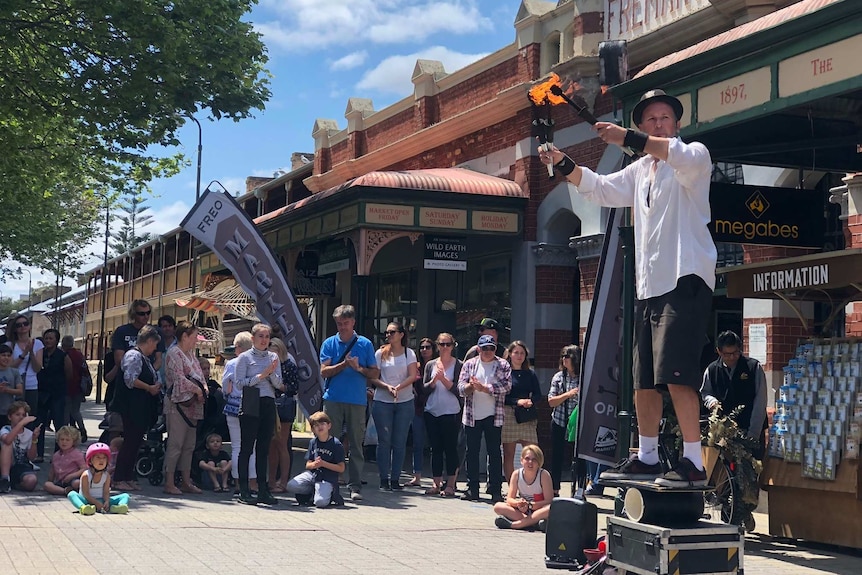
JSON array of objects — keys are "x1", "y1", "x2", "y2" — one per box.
[
  {"x1": 187, "y1": 114, "x2": 202, "y2": 321},
  {"x1": 614, "y1": 207, "x2": 636, "y2": 517},
  {"x1": 96, "y1": 196, "x2": 110, "y2": 404}
]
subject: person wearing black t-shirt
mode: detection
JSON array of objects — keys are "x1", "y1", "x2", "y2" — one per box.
[{"x1": 107, "y1": 300, "x2": 166, "y2": 406}]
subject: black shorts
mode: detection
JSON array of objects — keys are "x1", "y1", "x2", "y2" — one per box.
[
  {"x1": 10, "y1": 462, "x2": 36, "y2": 488},
  {"x1": 633, "y1": 274, "x2": 711, "y2": 391}
]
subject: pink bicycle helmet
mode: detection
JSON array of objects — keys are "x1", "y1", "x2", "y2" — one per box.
[{"x1": 86, "y1": 442, "x2": 111, "y2": 465}]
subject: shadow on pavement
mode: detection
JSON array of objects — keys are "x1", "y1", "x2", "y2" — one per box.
[{"x1": 745, "y1": 534, "x2": 862, "y2": 575}]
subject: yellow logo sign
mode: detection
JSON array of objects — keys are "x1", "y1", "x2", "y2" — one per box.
[
  {"x1": 558, "y1": 543, "x2": 567, "y2": 551},
  {"x1": 746, "y1": 190, "x2": 770, "y2": 219}
]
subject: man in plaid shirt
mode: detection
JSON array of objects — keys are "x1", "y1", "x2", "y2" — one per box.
[{"x1": 458, "y1": 335, "x2": 511, "y2": 502}]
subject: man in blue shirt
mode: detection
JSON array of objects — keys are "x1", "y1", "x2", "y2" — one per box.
[{"x1": 320, "y1": 305, "x2": 379, "y2": 502}]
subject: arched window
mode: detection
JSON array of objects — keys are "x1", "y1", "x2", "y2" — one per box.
[{"x1": 541, "y1": 31, "x2": 562, "y2": 75}]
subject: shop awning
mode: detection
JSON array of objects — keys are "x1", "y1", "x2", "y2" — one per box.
[
  {"x1": 610, "y1": 0, "x2": 862, "y2": 172},
  {"x1": 255, "y1": 167, "x2": 526, "y2": 225},
  {"x1": 175, "y1": 280, "x2": 257, "y2": 320}
]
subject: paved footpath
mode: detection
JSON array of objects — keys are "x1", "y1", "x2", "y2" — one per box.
[{"x1": 0, "y1": 402, "x2": 860, "y2": 574}]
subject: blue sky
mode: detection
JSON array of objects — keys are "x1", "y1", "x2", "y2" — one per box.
[{"x1": 4, "y1": 0, "x2": 524, "y2": 301}]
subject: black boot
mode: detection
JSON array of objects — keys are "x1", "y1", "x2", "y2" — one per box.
[
  {"x1": 238, "y1": 479, "x2": 257, "y2": 505},
  {"x1": 256, "y1": 483, "x2": 278, "y2": 505}
]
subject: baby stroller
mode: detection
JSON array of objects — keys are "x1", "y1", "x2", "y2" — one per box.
[{"x1": 135, "y1": 418, "x2": 167, "y2": 486}]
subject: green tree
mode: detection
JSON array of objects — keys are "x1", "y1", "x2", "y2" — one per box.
[
  {"x1": 0, "y1": 0, "x2": 271, "y2": 273},
  {"x1": 110, "y1": 194, "x2": 155, "y2": 258}
]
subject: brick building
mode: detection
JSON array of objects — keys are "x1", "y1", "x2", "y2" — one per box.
[{"x1": 85, "y1": 0, "x2": 862, "y2": 488}]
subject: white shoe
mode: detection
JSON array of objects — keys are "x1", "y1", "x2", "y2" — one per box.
[{"x1": 350, "y1": 489, "x2": 363, "y2": 502}]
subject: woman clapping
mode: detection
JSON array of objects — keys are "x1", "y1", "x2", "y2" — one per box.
[
  {"x1": 370, "y1": 322, "x2": 417, "y2": 491},
  {"x1": 422, "y1": 333, "x2": 462, "y2": 497}
]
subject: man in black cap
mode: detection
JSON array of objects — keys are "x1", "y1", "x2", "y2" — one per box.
[
  {"x1": 463, "y1": 317, "x2": 506, "y2": 361},
  {"x1": 539, "y1": 89, "x2": 717, "y2": 488}
]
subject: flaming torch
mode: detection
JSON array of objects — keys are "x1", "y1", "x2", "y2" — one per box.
[
  {"x1": 528, "y1": 73, "x2": 565, "y2": 179},
  {"x1": 530, "y1": 73, "x2": 638, "y2": 159}
]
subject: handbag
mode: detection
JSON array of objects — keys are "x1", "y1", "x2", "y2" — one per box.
[
  {"x1": 223, "y1": 393, "x2": 241, "y2": 417},
  {"x1": 323, "y1": 335, "x2": 358, "y2": 392},
  {"x1": 514, "y1": 404, "x2": 538, "y2": 424},
  {"x1": 275, "y1": 394, "x2": 297, "y2": 422},
  {"x1": 566, "y1": 405, "x2": 579, "y2": 443},
  {"x1": 240, "y1": 385, "x2": 260, "y2": 418}
]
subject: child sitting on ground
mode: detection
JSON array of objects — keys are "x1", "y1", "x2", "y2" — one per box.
[
  {"x1": 493, "y1": 444, "x2": 554, "y2": 531},
  {"x1": 108, "y1": 437, "x2": 123, "y2": 476},
  {"x1": 0, "y1": 401, "x2": 42, "y2": 493},
  {"x1": 287, "y1": 411, "x2": 345, "y2": 507},
  {"x1": 68, "y1": 442, "x2": 130, "y2": 515},
  {"x1": 197, "y1": 433, "x2": 232, "y2": 492},
  {"x1": 0, "y1": 345, "x2": 24, "y2": 428},
  {"x1": 44, "y1": 426, "x2": 87, "y2": 495}
]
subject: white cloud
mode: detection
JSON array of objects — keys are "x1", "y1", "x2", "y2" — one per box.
[
  {"x1": 329, "y1": 51, "x2": 368, "y2": 71},
  {"x1": 356, "y1": 46, "x2": 489, "y2": 95},
  {"x1": 255, "y1": 0, "x2": 492, "y2": 51}
]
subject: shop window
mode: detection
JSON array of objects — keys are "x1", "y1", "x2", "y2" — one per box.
[
  {"x1": 454, "y1": 254, "x2": 512, "y2": 351},
  {"x1": 368, "y1": 268, "x2": 418, "y2": 348}
]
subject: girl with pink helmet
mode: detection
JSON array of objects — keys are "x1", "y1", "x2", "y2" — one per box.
[{"x1": 67, "y1": 442, "x2": 130, "y2": 515}]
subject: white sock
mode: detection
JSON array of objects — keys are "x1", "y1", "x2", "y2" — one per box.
[
  {"x1": 683, "y1": 441, "x2": 704, "y2": 471},
  {"x1": 637, "y1": 435, "x2": 659, "y2": 465}
]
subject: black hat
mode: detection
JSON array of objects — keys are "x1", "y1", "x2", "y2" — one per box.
[
  {"x1": 476, "y1": 317, "x2": 500, "y2": 331},
  {"x1": 632, "y1": 89, "x2": 683, "y2": 126}
]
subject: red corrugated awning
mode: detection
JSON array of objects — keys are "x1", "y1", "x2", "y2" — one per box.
[
  {"x1": 636, "y1": 0, "x2": 842, "y2": 78},
  {"x1": 255, "y1": 168, "x2": 525, "y2": 225}
]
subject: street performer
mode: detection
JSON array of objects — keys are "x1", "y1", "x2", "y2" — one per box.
[{"x1": 539, "y1": 90, "x2": 717, "y2": 487}]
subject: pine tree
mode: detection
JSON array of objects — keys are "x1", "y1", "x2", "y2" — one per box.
[{"x1": 110, "y1": 193, "x2": 154, "y2": 258}]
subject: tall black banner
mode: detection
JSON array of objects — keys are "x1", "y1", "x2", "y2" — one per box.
[{"x1": 181, "y1": 191, "x2": 324, "y2": 417}]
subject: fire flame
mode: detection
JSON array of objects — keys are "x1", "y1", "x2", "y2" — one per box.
[{"x1": 529, "y1": 73, "x2": 567, "y2": 106}]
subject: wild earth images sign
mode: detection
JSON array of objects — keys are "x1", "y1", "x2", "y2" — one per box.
[{"x1": 709, "y1": 183, "x2": 826, "y2": 247}]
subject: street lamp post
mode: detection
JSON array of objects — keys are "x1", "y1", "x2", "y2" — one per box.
[
  {"x1": 96, "y1": 194, "x2": 111, "y2": 404},
  {"x1": 186, "y1": 114, "x2": 203, "y2": 321},
  {"x1": 18, "y1": 268, "x2": 32, "y2": 308},
  {"x1": 187, "y1": 115, "x2": 203, "y2": 202}
]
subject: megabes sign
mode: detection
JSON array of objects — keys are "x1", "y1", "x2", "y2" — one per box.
[{"x1": 709, "y1": 182, "x2": 826, "y2": 247}]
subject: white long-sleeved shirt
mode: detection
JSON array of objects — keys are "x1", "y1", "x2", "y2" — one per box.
[{"x1": 577, "y1": 138, "x2": 718, "y2": 300}]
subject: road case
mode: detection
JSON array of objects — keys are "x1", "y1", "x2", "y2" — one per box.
[{"x1": 606, "y1": 516, "x2": 744, "y2": 575}]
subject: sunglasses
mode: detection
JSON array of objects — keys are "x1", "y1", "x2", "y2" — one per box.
[
  {"x1": 419, "y1": 345, "x2": 433, "y2": 350},
  {"x1": 384, "y1": 330, "x2": 401, "y2": 336},
  {"x1": 523, "y1": 456, "x2": 538, "y2": 462},
  {"x1": 561, "y1": 355, "x2": 572, "y2": 359},
  {"x1": 15, "y1": 321, "x2": 29, "y2": 328},
  {"x1": 135, "y1": 310, "x2": 152, "y2": 317},
  {"x1": 437, "y1": 342, "x2": 454, "y2": 347}
]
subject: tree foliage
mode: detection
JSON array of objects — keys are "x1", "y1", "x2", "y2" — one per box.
[
  {"x1": 110, "y1": 193, "x2": 154, "y2": 257},
  {"x1": 0, "y1": 0, "x2": 270, "y2": 272}
]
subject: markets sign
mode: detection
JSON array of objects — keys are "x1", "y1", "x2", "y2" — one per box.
[
  {"x1": 424, "y1": 236, "x2": 467, "y2": 271},
  {"x1": 709, "y1": 183, "x2": 826, "y2": 248}
]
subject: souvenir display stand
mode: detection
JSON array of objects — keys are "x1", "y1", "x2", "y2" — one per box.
[{"x1": 762, "y1": 338, "x2": 862, "y2": 549}]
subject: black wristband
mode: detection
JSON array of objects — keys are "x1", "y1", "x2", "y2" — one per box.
[
  {"x1": 554, "y1": 156, "x2": 576, "y2": 176},
  {"x1": 623, "y1": 129, "x2": 649, "y2": 153}
]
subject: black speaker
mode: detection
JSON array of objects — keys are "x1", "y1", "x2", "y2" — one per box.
[
  {"x1": 599, "y1": 40, "x2": 628, "y2": 86},
  {"x1": 544, "y1": 497, "x2": 598, "y2": 568}
]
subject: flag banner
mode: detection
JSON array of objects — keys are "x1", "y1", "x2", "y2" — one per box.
[
  {"x1": 181, "y1": 190, "x2": 324, "y2": 416},
  {"x1": 577, "y1": 207, "x2": 624, "y2": 465}
]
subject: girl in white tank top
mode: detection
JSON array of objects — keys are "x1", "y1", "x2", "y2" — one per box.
[{"x1": 493, "y1": 444, "x2": 555, "y2": 530}]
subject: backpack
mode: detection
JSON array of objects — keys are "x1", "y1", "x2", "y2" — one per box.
[{"x1": 80, "y1": 359, "x2": 94, "y2": 396}]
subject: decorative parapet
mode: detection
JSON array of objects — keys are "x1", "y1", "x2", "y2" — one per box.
[
  {"x1": 345, "y1": 98, "x2": 375, "y2": 133},
  {"x1": 311, "y1": 118, "x2": 341, "y2": 151},
  {"x1": 569, "y1": 233, "x2": 604, "y2": 260}
]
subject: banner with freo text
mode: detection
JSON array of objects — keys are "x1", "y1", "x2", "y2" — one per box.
[
  {"x1": 577, "y1": 208, "x2": 623, "y2": 465},
  {"x1": 181, "y1": 190, "x2": 324, "y2": 416}
]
